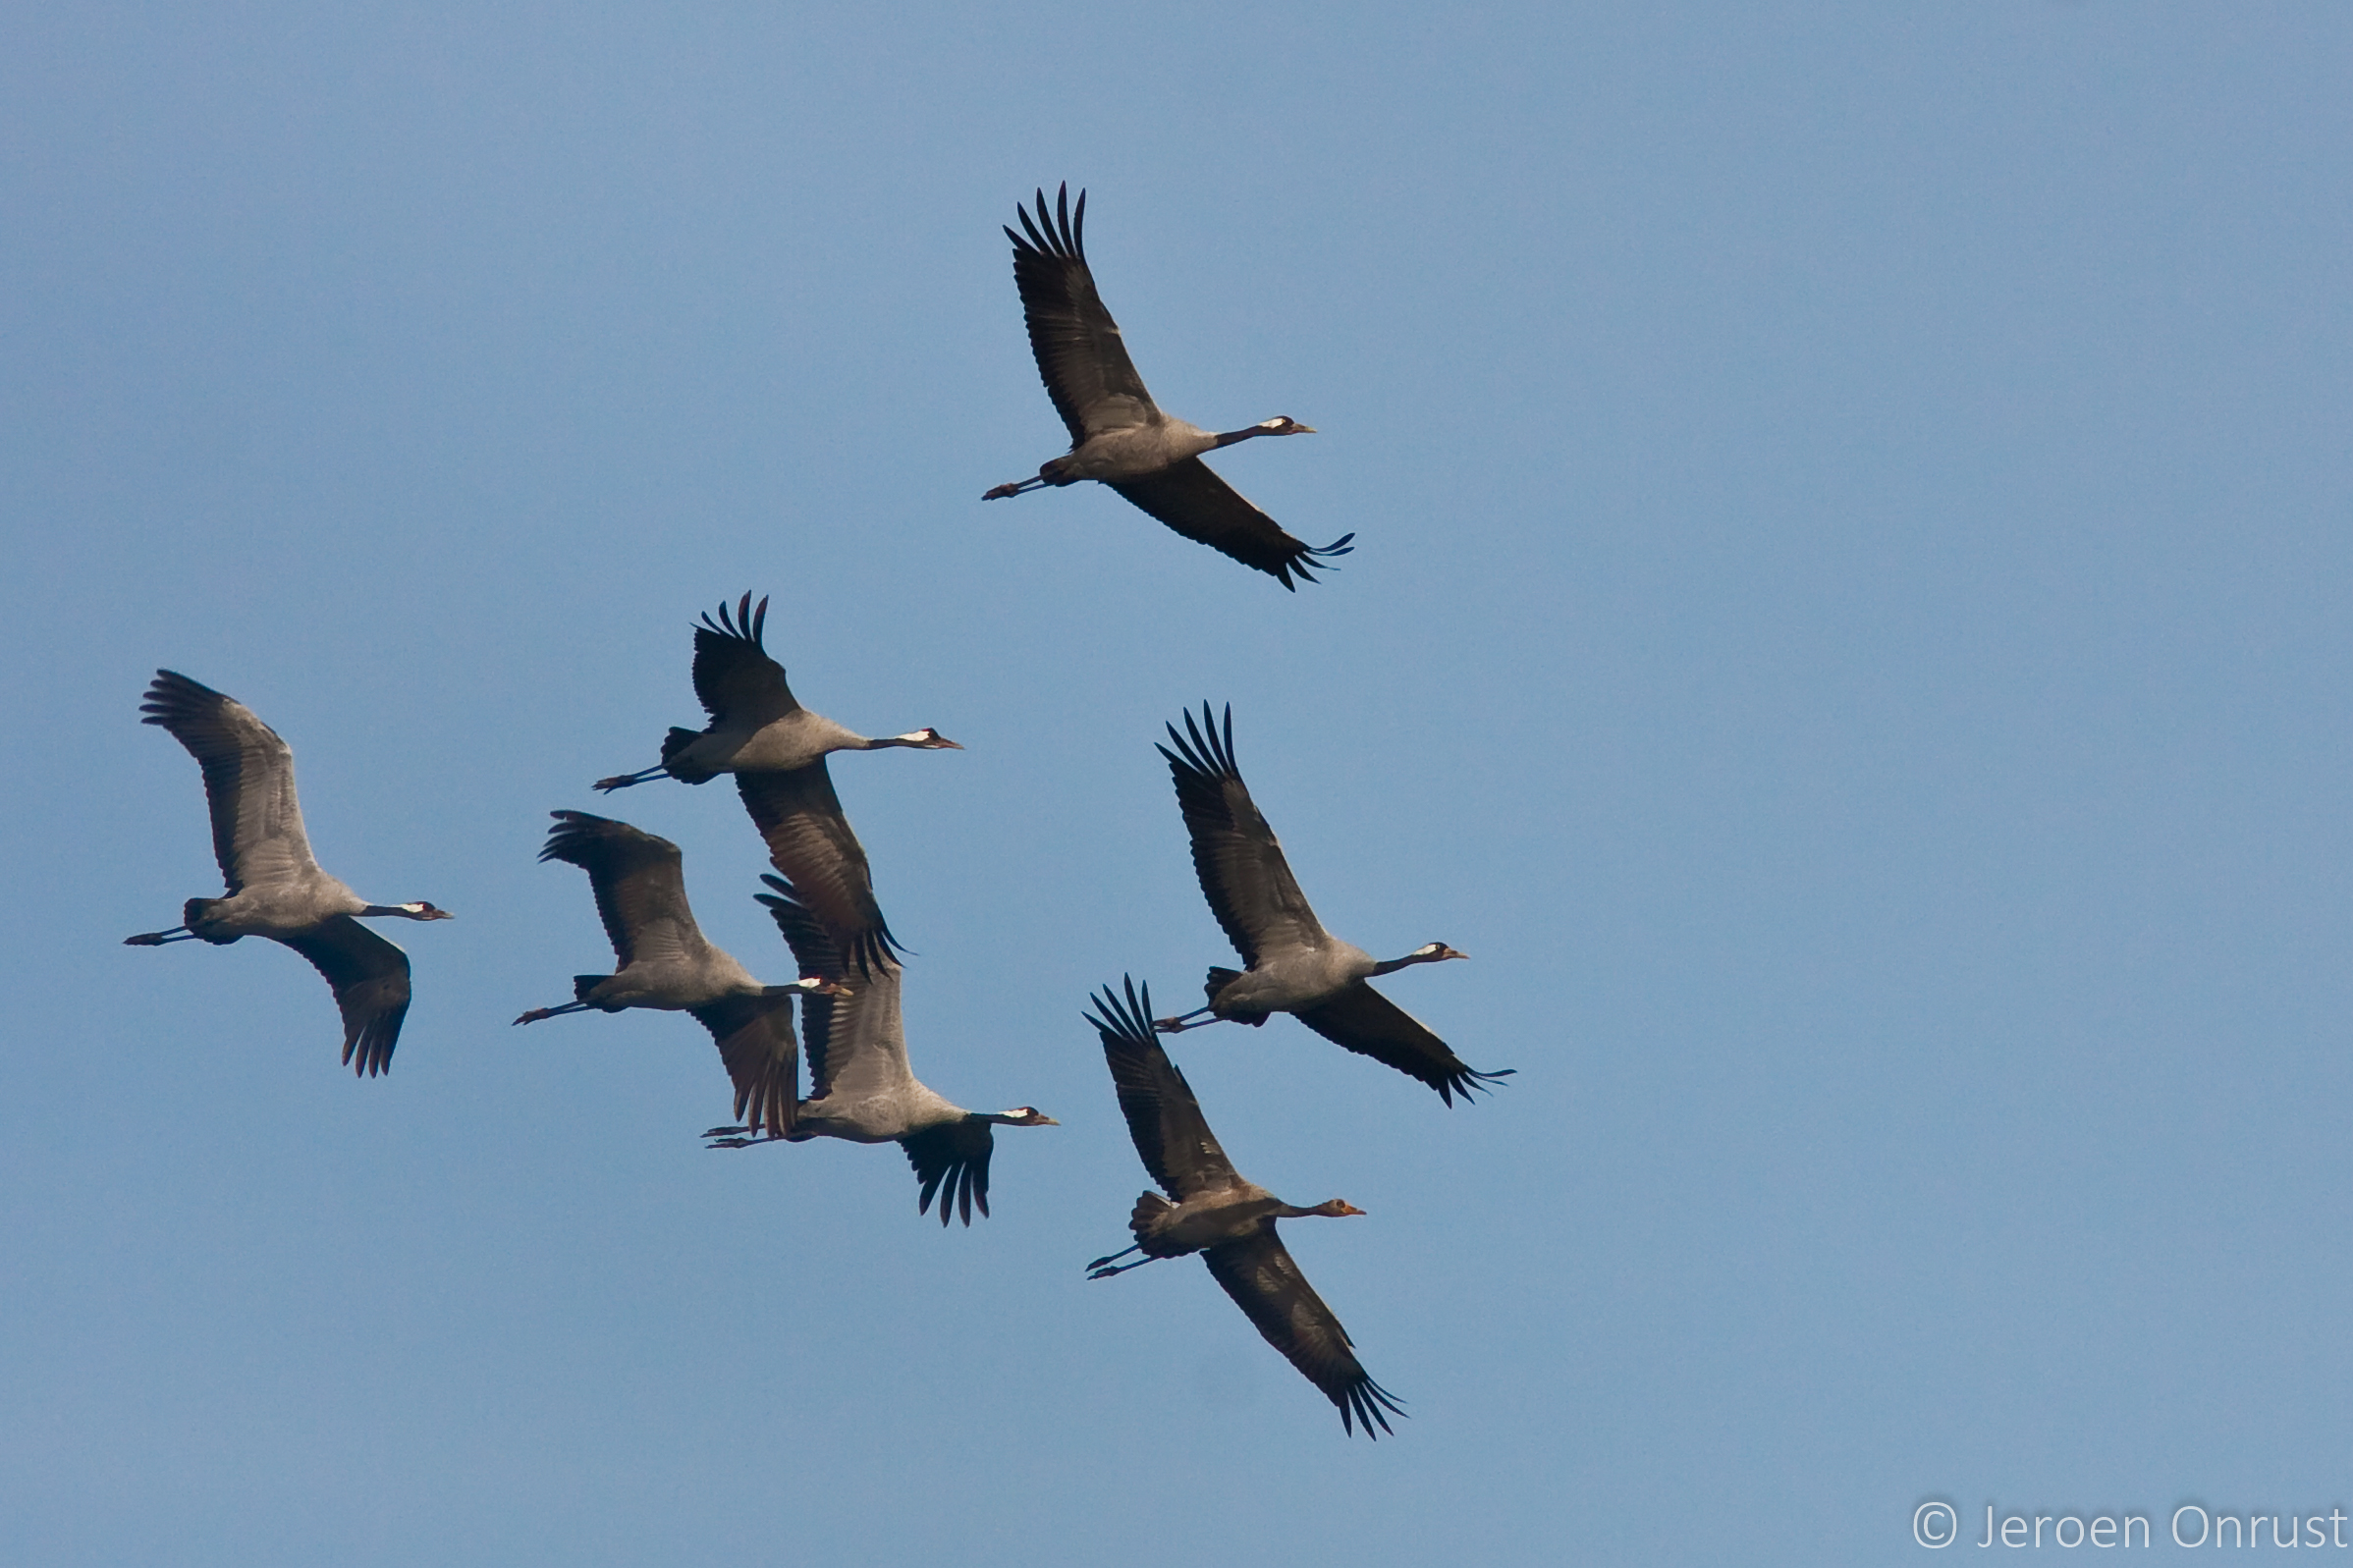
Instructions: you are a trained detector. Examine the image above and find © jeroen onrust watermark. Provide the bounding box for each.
[1913,1499,2353,1549]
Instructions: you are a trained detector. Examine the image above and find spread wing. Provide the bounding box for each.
[1006,184,1158,444]
[1107,460,1354,590]
[1203,1228,1405,1438]
[691,593,800,728]
[900,1118,995,1227]
[538,811,705,969]
[734,763,900,977]
[140,670,321,895]
[275,916,412,1077]
[690,993,797,1140]
[1158,703,1325,966]
[1291,981,1512,1107]
[756,876,913,1106]
[1084,976,1241,1201]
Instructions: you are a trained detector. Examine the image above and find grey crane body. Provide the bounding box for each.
[1119,1184,1362,1264]
[1083,978,1399,1438]
[1024,413,1231,489]
[704,877,1057,1226]
[124,670,452,1077]
[1153,703,1505,1106]
[563,944,763,1016]
[986,185,1351,590]
[514,811,833,1139]
[1194,936,1391,1023]
[594,594,959,789]
[662,707,894,784]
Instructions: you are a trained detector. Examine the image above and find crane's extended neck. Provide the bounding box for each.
[1210,416,1316,449]
[1368,943,1467,977]
[861,729,963,750]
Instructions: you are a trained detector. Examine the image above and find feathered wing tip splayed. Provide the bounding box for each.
[699,591,768,650]
[1283,532,1357,590]
[1340,1377,1409,1439]
[1440,1065,1516,1106]
[1157,700,1240,786]
[1006,181,1086,265]
[1081,973,1158,1046]
[903,1121,993,1227]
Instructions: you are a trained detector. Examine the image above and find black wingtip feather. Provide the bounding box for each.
[139,669,233,728]
[697,592,770,651]
[1082,975,1156,1046]
[343,1011,400,1078]
[1340,1377,1407,1438]
[753,871,906,982]
[1009,183,1086,263]
[536,808,656,867]
[1434,1064,1516,1108]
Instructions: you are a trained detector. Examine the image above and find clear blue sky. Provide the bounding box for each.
[4,3,2348,1563]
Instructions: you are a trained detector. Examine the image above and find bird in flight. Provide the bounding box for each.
[124,670,453,1077]
[1084,976,1404,1437]
[986,184,1353,590]
[1154,703,1506,1105]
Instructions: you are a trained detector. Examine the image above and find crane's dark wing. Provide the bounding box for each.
[140,670,322,895]
[1203,1228,1405,1438]
[538,811,703,968]
[756,876,914,1104]
[276,915,412,1077]
[1085,976,1241,1201]
[735,763,900,977]
[1158,704,1325,966]
[691,593,800,727]
[690,993,797,1140]
[1007,184,1159,444]
[901,1118,994,1227]
[1291,980,1512,1107]
[1108,460,1354,591]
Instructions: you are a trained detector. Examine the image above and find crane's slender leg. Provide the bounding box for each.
[1086,1255,1162,1279]
[591,766,668,792]
[1085,1242,1142,1271]
[124,926,197,946]
[512,1001,595,1025]
[983,476,1050,500]
[704,1127,790,1148]
[1151,1006,1217,1033]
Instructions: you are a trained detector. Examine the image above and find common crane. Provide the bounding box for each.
[123,670,453,1077]
[704,877,1057,1226]
[1154,704,1507,1105]
[512,811,841,1139]
[592,594,959,976]
[1085,977,1403,1438]
[984,185,1353,590]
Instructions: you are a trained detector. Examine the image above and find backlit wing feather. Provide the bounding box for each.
[1084,976,1241,1201]
[140,671,321,895]
[1107,460,1354,590]
[277,915,412,1078]
[1203,1228,1405,1438]
[1158,704,1325,967]
[1006,183,1159,444]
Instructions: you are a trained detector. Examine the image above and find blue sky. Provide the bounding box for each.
[4,3,2349,1562]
